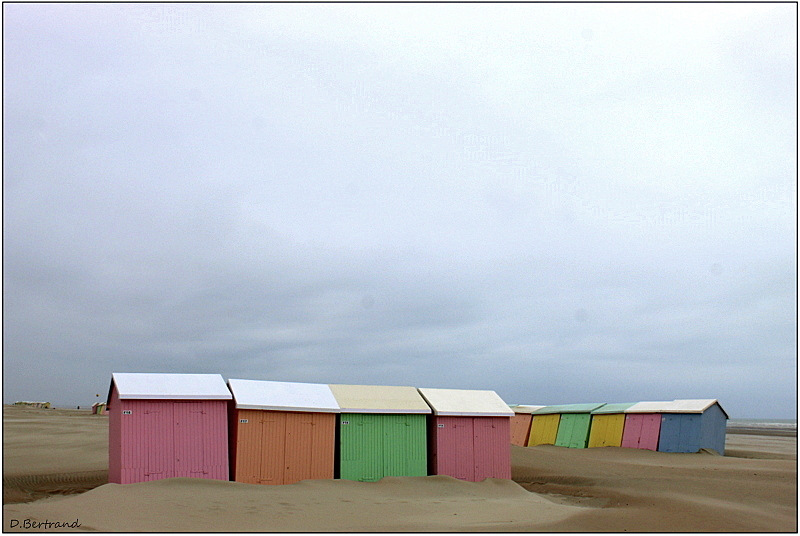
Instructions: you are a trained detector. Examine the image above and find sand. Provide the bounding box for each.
[3,405,796,532]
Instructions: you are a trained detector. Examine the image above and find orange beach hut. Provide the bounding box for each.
[227,379,340,485]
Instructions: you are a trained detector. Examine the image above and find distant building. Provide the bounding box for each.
[13,401,51,409]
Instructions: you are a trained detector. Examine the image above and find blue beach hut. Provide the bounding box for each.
[657,399,728,455]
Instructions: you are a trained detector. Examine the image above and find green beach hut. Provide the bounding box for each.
[549,403,606,448]
[328,384,431,482]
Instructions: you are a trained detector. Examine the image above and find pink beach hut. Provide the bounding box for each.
[418,387,514,482]
[107,373,232,484]
[621,401,667,451]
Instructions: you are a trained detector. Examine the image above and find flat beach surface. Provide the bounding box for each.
[3,405,796,532]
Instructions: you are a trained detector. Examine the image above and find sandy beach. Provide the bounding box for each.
[3,405,796,532]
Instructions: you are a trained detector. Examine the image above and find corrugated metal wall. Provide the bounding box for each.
[621,413,661,451]
[112,398,228,484]
[510,414,532,447]
[588,414,626,447]
[108,387,122,483]
[431,416,474,480]
[555,413,592,448]
[230,408,263,483]
[528,414,560,446]
[658,414,701,453]
[473,417,511,481]
[430,416,510,482]
[284,412,336,484]
[699,404,727,455]
[338,413,427,482]
[230,409,336,485]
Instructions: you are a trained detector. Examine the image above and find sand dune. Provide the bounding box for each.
[3,405,796,532]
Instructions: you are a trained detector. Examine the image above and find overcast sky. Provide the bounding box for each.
[3,3,796,418]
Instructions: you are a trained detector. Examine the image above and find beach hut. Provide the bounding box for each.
[418,388,515,481]
[528,406,562,446]
[107,373,231,485]
[92,402,108,415]
[587,403,635,448]
[509,405,544,447]
[656,399,728,455]
[552,403,606,448]
[621,401,667,451]
[328,384,430,482]
[227,379,340,485]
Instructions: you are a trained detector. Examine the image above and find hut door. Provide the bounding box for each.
[233,409,262,484]
[473,417,511,481]
[339,413,382,482]
[284,412,315,485]
[555,414,578,447]
[259,412,286,484]
[173,402,208,477]
[638,414,661,451]
[143,402,174,480]
[435,416,474,481]
[383,414,427,478]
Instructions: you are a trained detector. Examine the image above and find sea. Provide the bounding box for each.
[726,418,797,436]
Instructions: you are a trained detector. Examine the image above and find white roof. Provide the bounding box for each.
[111,373,232,400]
[511,405,546,414]
[624,401,675,413]
[667,399,727,416]
[418,388,514,417]
[227,379,340,413]
[328,384,431,414]
[625,399,727,417]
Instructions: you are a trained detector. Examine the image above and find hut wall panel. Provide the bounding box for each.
[307,412,337,481]
[699,404,727,455]
[112,398,229,485]
[571,414,593,448]
[108,387,122,483]
[383,414,427,478]
[432,416,475,480]
[339,413,382,482]
[143,401,174,481]
[510,414,532,447]
[622,413,661,450]
[283,411,336,484]
[529,414,560,446]
[203,401,229,480]
[555,413,591,448]
[588,414,626,448]
[339,413,426,482]
[473,417,511,481]
[284,412,312,484]
[639,413,662,451]
[680,415,702,453]
[259,411,287,484]
[659,414,701,453]
[620,414,642,449]
[231,409,263,484]
[554,413,575,447]
[174,402,205,477]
